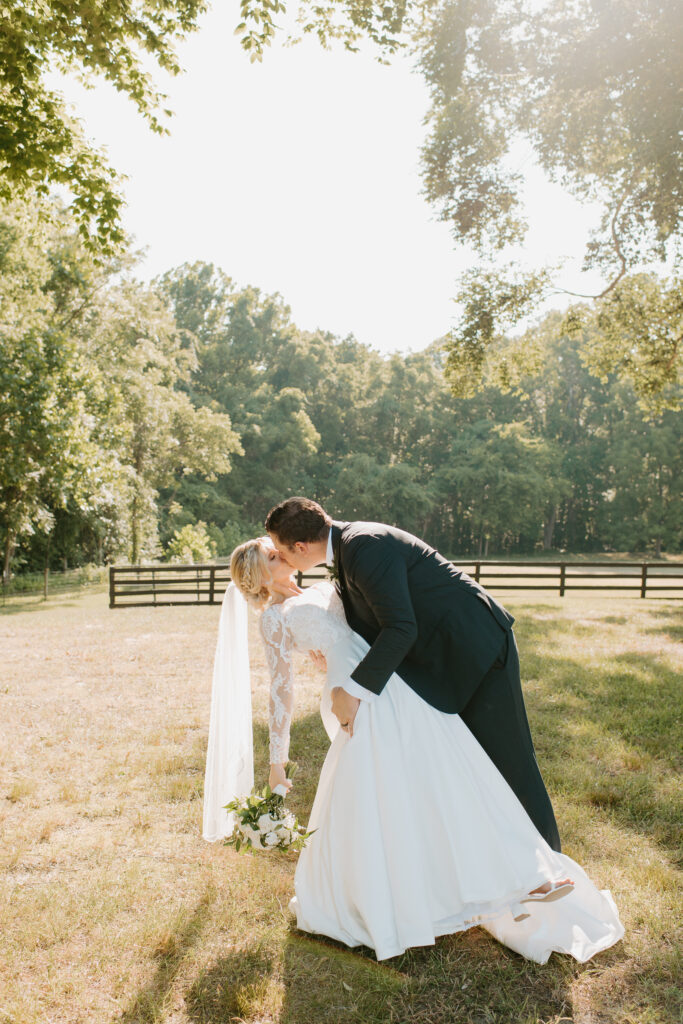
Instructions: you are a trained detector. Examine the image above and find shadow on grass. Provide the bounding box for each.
[249,713,331,825]
[642,604,683,641]
[0,582,109,614]
[518,618,682,862]
[0,595,84,615]
[184,927,624,1024]
[185,712,328,820]
[115,890,214,1024]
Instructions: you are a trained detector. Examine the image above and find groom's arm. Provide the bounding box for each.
[339,677,377,702]
[345,537,418,696]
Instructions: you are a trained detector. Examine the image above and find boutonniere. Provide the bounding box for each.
[327,559,340,584]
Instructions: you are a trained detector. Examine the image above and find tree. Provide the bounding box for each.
[415,0,682,270]
[426,0,683,395]
[2,205,243,576]
[89,280,242,562]
[130,259,683,561]
[239,0,682,398]
[567,273,682,414]
[604,403,682,556]
[0,199,112,582]
[0,0,208,249]
[333,453,436,536]
[166,520,216,563]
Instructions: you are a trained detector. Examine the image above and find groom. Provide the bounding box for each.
[265,497,561,852]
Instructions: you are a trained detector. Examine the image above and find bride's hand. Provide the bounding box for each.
[269,763,292,794]
[308,649,327,672]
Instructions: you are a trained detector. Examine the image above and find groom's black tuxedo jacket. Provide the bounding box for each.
[330,520,514,713]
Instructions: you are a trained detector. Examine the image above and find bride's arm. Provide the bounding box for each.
[259,607,294,793]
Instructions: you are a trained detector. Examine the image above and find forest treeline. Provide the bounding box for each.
[1,199,681,582]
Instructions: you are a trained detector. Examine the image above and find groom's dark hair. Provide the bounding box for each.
[265,497,331,546]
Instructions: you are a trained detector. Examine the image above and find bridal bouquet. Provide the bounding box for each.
[224,767,314,853]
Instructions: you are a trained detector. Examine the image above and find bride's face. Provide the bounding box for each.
[260,538,296,588]
[267,532,319,572]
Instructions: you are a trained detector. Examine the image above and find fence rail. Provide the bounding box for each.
[109,560,683,607]
[109,564,231,607]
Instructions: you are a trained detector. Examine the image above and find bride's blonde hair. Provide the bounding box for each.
[230,538,272,609]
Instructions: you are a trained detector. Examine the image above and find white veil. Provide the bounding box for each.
[202,582,254,842]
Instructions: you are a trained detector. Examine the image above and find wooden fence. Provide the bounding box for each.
[109,564,231,607]
[109,560,683,607]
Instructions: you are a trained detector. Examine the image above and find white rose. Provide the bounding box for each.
[283,813,296,830]
[242,825,263,848]
[264,831,280,847]
[258,813,277,832]
[278,828,292,845]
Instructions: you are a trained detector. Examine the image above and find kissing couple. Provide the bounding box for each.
[204,497,623,963]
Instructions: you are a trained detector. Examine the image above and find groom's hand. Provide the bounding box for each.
[331,687,360,737]
[308,650,327,672]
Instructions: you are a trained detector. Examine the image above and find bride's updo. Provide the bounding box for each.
[230,538,271,609]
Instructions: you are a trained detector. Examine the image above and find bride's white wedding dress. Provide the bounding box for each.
[259,582,624,963]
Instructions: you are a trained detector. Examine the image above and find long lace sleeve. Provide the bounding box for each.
[259,606,294,765]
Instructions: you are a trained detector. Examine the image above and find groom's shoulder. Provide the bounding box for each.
[340,519,397,540]
[340,520,428,550]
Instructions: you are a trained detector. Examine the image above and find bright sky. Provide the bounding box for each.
[53,4,606,356]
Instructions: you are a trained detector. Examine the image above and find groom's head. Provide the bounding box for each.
[265,497,331,572]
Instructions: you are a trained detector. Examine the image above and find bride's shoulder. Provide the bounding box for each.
[307,579,335,598]
[305,580,345,616]
[297,580,338,608]
[259,602,285,640]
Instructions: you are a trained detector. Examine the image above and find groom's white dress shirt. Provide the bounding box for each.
[325,530,375,704]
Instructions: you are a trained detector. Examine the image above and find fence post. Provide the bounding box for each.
[152,567,157,606]
[109,567,116,608]
[209,565,216,604]
[559,563,566,597]
[640,563,648,599]
[474,562,481,583]
[43,567,49,600]
[297,570,303,588]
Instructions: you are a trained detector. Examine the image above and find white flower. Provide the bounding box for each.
[258,812,277,832]
[278,828,292,845]
[283,813,296,830]
[264,831,280,847]
[241,824,263,848]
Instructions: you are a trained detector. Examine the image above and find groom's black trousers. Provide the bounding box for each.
[459,632,562,853]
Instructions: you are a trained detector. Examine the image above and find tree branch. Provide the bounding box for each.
[57,279,109,331]
[551,186,632,300]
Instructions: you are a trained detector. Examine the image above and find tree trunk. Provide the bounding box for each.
[131,489,139,565]
[3,530,16,587]
[543,505,557,550]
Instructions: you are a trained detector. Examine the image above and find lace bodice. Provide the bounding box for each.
[259,582,349,764]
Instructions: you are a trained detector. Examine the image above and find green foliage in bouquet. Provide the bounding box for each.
[224,764,315,853]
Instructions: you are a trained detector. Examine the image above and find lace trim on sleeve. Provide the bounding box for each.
[259,605,294,765]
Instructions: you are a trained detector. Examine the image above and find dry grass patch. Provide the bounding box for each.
[0,589,681,1023]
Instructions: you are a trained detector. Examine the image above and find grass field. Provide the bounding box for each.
[1,589,681,1024]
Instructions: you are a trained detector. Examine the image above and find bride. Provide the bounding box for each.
[203,536,624,964]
